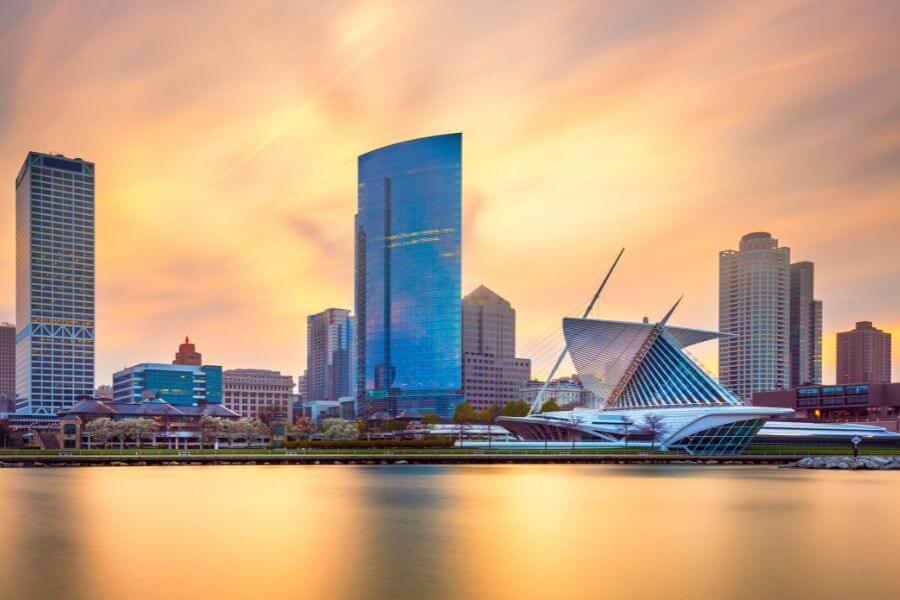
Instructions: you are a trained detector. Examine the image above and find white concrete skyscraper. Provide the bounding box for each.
[15,152,95,415]
[719,232,790,403]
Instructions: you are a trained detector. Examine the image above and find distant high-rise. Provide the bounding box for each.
[306,308,355,402]
[461,286,531,410]
[837,321,891,384]
[1,322,14,411]
[173,335,202,365]
[16,152,95,415]
[719,232,790,402]
[355,133,463,417]
[789,262,822,386]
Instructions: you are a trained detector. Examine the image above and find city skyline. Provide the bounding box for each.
[1,1,899,386]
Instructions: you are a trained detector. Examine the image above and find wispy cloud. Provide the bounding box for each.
[0,0,897,382]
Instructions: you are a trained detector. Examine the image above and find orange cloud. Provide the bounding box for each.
[0,0,897,384]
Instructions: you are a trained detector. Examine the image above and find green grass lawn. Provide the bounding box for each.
[3,445,896,458]
[0,446,673,457]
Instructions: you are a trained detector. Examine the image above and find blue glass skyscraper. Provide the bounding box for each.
[355,133,463,417]
[15,152,95,415]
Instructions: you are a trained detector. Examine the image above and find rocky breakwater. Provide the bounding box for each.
[783,456,900,470]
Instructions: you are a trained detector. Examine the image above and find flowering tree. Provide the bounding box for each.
[289,417,316,442]
[198,415,220,448]
[321,418,359,441]
[134,418,158,447]
[85,417,115,449]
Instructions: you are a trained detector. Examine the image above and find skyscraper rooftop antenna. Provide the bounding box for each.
[527,247,625,415]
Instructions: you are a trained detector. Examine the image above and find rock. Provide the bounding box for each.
[32,462,47,467]
[394,460,409,465]
[110,461,128,466]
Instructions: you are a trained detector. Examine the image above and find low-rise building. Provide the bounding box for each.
[753,382,900,428]
[58,396,242,449]
[222,369,294,421]
[519,377,597,409]
[113,363,223,406]
[302,400,341,425]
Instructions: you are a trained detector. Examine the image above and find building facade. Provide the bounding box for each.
[355,133,463,418]
[789,261,822,386]
[112,363,223,406]
[58,397,242,450]
[754,382,900,425]
[837,321,892,384]
[500,308,794,455]
[223,369,294,421]
[719,232,790,402]
[173,336,202,365]
[306,308,355,402]
[15,152,95,415]
[519,378,594,409]
[462,286,531,410]
[0,323,14,411]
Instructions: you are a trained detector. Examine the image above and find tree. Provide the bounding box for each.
[136,418,158,447]
[640,414,668,453]
[383,419,407,439]
[86,417,115,449]
[570,413,586,452]
[234,418,267,446]
[0,420,12,448]
[199,415,219,449]
[539,398,561,413]
[421,412,440,425]
[500,399,530,417]
[289,417,317,442]
[121,419,146,448]
[257,403,286,427]
[477,405,502,450]
[621,415,634,451]
[453,401,477,443]
[321,418,359,441]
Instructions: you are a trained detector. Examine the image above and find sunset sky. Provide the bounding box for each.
[1,0,898,386]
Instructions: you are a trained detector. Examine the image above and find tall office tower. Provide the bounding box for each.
[223,369,295,421]
[0,322,14,411]
[15,152,95,415]
[719,232,790,403]
[306,308,355,402]
[355,133,463,418]
[173,335,203,365]
[789,262,822,386]
[837,321,892,384]
[461,286,531,411]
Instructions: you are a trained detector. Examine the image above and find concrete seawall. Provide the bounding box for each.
[0,454,802,467]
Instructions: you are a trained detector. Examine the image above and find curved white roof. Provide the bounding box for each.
[563,317,738,408]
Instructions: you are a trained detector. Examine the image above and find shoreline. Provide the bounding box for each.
[0,453,802,467]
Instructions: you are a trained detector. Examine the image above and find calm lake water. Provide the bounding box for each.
[0,465,898,600]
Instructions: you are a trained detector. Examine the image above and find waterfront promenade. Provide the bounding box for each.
[0,449,876,467]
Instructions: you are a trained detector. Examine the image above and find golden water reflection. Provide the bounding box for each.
[0,465,898,599]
